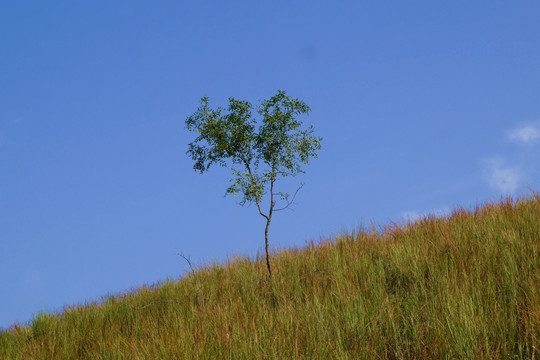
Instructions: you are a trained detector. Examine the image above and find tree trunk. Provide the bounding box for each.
[264,216,272,280]
[264,178,276,280]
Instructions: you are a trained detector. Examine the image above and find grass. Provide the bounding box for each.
[1,194,539,359]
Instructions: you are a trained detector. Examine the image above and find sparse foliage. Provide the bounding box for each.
[185,90,322,278]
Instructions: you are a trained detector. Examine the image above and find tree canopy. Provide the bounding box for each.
[186,90,322,278]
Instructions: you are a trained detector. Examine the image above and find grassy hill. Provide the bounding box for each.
[1,194,539,359]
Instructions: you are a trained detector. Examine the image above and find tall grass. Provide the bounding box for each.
[1,194,539,359]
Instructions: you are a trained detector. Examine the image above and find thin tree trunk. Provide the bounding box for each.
[264,178,276,280]
[264,216,272,280]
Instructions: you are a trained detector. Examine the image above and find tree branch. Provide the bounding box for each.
[256,199,269,220]
[124,253,195,311]
[269,178,275,217]
[176,253,195,276]
[273,182,304,212]
[240,154,269,220]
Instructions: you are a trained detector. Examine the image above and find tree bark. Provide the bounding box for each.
[264,216,272,280]
[264,178,276,280]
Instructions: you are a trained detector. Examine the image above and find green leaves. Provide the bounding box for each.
[186,90,323,279]
[226,168,266,206]
[186,97,256,173]
[185,90,322,207]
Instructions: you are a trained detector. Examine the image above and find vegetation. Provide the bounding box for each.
[1,194,539,359]
[186,90,322,279]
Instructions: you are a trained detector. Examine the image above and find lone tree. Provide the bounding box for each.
[185,90,322,279]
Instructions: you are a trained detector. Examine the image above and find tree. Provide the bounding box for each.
[185,90,322,279]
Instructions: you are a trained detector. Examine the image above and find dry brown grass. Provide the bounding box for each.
[1,194,538,359]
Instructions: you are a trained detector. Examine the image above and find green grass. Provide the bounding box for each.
[1,194,539,359]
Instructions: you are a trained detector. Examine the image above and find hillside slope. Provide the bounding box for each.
[1,195,539,359]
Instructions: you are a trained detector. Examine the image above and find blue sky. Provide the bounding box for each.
[1,1,539,329]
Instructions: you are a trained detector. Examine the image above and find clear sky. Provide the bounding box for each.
[1,1,539,329]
